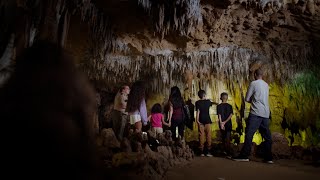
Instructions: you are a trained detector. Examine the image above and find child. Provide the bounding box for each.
[196,90,216,157]
[217,92,233,156]
[148,103,170,135]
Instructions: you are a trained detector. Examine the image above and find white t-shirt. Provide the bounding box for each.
[113,92,127,112]
[245,79,270,118]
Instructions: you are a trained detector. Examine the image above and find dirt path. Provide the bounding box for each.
[167,157,320,180]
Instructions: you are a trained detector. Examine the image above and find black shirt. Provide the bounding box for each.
[217,103,233,131]
[195,99,213,124]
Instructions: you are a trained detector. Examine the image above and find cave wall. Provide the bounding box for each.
[1,0,320,146]
[64,0,320,146]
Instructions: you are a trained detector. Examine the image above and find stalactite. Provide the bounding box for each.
[0,34,14,71]
[137,0,202,37]
[0,34,14,87]
[78,0,114,56]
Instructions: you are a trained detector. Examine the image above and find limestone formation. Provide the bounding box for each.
[99,128,193,179]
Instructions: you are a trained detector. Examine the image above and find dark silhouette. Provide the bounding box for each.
[0,41,103,179]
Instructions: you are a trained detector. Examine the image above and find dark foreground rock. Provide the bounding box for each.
[98,128,194,179]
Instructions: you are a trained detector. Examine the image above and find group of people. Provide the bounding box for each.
[110,82,188,142]
[110,68,273,164]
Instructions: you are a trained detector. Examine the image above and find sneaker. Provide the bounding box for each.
[232,156,249,162]
[264,160,274,164]
[200,154,205,157]
[206,153,213,157]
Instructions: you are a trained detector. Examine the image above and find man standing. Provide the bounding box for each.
[111,85,130,140]
[233,69,273,163]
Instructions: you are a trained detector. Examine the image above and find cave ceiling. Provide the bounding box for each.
[0,0,320,91]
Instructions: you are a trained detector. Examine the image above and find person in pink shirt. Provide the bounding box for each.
[148,103,170,135]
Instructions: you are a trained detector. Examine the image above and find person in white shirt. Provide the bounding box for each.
[233,68,273,164]
[110,85,130,140]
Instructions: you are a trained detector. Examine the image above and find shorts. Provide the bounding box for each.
[151,127,163,134]
[129,114,141,125]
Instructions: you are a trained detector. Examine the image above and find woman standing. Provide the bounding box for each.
[126,81,148,132]
[168,86,185,140]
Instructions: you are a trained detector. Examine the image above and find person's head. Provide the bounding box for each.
[198,90,206,99]
[126,81,146,112]
[169,86,184,108]
[151,103,162,114]
[254,68,263,80]
[220,92,228,102]
[120,85,130,95]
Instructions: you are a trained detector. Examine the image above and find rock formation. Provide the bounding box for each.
[0,0,319,162]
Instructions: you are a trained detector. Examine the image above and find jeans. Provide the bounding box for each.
[110,110,128,141]
[240,113,272,160]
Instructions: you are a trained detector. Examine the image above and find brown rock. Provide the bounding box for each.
[271,132,291,159]
[144,145,170,176]
[157,146,173,159]
[121,137,132,152]
[112,152,146,167]
[101,128,120,148]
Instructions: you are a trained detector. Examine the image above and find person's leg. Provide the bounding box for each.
[171,120,178,140]
[259,117,273,162]
[178,119,185,139]
[118,113,128,141]
[156,127,163,134]
[204,124,212,156]
[135,121,142,132]
[111,110,121,140]
[235,114,261,160]
[220,130,227,153]
[198,124,205,155]
[225,131,231,155]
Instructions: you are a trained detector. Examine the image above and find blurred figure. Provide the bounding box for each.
[233,68,273,164]
[126,81,148,132]
[0,41,103,179]
[110,85,130,140]
[148,103,170,135]
[196,90,214,157]
[168,86,185,141]
[217,92,233,157]
[185,98,195,130]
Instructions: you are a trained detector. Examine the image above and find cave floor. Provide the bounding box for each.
[166,157,320,180]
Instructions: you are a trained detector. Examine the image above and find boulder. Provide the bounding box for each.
[112,152,146,167]
[101,128,120,148]
[271,132,291,159]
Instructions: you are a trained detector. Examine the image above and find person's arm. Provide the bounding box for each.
[148,115,152,122]
[222,105,233,124]
[218,114,222,123]
[195,102,200,124]
[120,94,127,109]
[211,101,219,105]
[161,115,169,126]
[167,102,173,124]
[139,99,148,125]
[196,110,201,125]
[223,113,233,123]
[245,82,254,103]
[217,105,221,123]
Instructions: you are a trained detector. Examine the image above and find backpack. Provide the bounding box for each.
[182,104,193,130]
